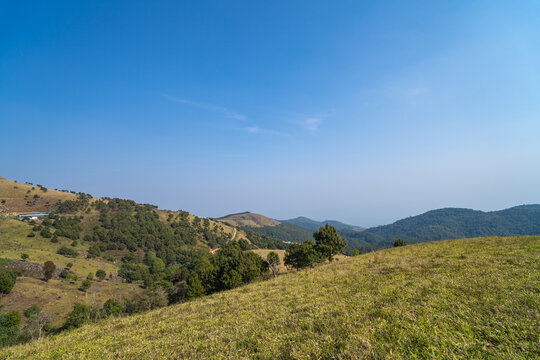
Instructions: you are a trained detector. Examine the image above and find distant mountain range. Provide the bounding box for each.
[281,217,365,232]
[219,205,540,251]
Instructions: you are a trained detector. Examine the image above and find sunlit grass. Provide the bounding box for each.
[2,235,538,359]
[0,219,116,276]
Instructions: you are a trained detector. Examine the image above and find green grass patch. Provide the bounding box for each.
[0,219,116,276]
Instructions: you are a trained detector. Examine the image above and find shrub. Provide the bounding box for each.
[102,299,122,317]
[27,233,35,238]
[284,240,321,270]
[0,270,16,294]
[24,305,41,319]
[40,228,52,238]
[393,239,406,247]
[56,246,78,258]
[80,279,91,292]
[63,304,92,330]
[59,269,69,279]
[50,235,59,243]
[20,253,29,261]
[43,261,56,281]
[96,270,106,281]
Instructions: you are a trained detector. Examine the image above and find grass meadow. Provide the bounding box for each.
[1,235,538,359]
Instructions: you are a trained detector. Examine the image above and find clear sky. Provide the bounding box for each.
[1,1,539,227]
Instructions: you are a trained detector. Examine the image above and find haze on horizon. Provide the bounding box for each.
[1,1,539,227]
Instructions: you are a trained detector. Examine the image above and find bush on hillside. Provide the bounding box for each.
[96,270,106,281]
[0,271,16,294]
[56,246,78,258]
[43,261,56,281]
[393,239,406,247]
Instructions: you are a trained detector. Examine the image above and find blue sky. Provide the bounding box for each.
[1,1,539,226]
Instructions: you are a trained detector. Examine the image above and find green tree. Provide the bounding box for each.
[186,275,205,299]
[43,261,56,281]
[194,256,215,294]
[237,238,250,250]
[150,257,165,274]
[95,269,106,281]
[81,279,91,292]
[0,311,24,347]
[220,269,242,290]
[20,253,29,261]
[102,299,123,317]
[393,239,406,247]
[39,227,52,238]
[313,224,347,262]
[284,240,319,270]
[0,270,16,294]
[63,304,92,330]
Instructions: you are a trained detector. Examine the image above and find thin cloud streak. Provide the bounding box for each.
[244,126,288,137]
[303,117,321,134]
[164,94,246,120]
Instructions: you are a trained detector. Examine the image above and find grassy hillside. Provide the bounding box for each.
[0,219,116,276]
[0,177,76,214]
[3,235,538,359]
[217,212,280,227]
[0,277,140,327]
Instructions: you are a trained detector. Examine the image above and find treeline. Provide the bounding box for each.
[243,223,314,244]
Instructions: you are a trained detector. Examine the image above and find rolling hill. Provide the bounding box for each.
[362,205,540,243]
[0,177,77,214]
[217,212,280,227]
[0,176,282,331]
[218,212,314,243]
[2,235,538,359]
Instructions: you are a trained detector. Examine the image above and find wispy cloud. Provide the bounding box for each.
[164,94,246,120]
[303,117,321,134]
[244,126,286,136]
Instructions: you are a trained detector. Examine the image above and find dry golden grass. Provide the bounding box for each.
[0,177,76,214]
[0,277,140,327]
[2,235,538,359]
[218,212,280,228]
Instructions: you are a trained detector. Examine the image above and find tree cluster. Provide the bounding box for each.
[284,225,347,270]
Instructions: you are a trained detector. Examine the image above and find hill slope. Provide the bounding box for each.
[218,212,314,243]
[0,177,77,214]
[217,212,280,227]
[3,235,538,359]
[364,205,540,243]
[283,216,364,232]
